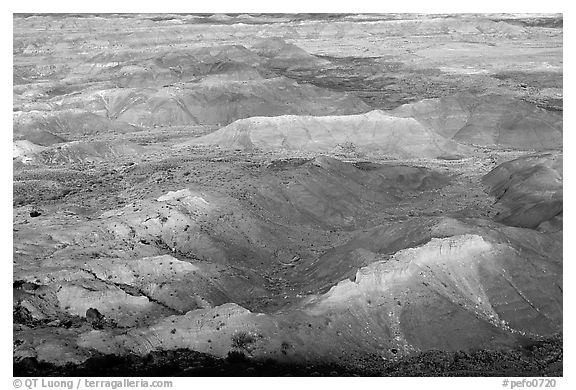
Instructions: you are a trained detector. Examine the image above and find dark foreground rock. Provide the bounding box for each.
[14,335,562,377]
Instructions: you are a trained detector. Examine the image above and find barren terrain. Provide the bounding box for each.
[13,13,563,376]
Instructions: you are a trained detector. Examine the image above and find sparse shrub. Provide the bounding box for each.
[231,331,261,351]
[337,141,357,154]
[281,341,291,355]
[226,350,248,363]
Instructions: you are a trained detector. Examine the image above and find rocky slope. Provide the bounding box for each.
[14,216,562,369]
[13,13,563,376]
[483,153,562,229]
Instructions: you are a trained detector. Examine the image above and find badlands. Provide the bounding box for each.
[13,13,562,376]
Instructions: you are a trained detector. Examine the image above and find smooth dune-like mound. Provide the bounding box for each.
[483,153,562,228]
[252,37,329,69]
[253,156,451,228]
[392,93,562,149]
[39,77,369,129]
[193,110,471,158]
[95,77,370,127]
[89,45,268,88]
[304,232,560,351]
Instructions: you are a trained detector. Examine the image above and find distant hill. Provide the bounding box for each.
[192,110,471,158]
[392,93,562,150]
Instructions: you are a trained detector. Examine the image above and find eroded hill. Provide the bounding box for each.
[13,13,563,376]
